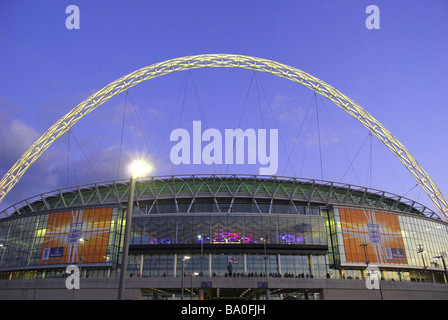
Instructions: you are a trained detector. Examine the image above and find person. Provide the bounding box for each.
[227,262,233,277]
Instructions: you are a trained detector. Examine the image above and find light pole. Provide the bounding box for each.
[417,245,429,282]
[181,255,191,300]
[198,234,203,275]
[79,238,89,278]
[261,235,269,277]
[118,160,152,300]
[360,242,369,266]
[433,254,448,284]
[191,272,198,300]
[360,242,369,280]
[260,235,270,300]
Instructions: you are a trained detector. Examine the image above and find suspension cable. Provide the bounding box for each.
[281,91,314,176]
[125,90,155,165]
[225,71,256,174]
[340,132,371,182]
[257,73,298,177]
[156,71,189,164]
[315,91,324,180]
[169,71,190,175]
[70,129,100,182]
[189,70,221,174]
[367,132,373,188]
[320,96,362,185]
[117,90,128,179]
[67,129,70,186]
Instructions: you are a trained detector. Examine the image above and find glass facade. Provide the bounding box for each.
[126,253,330,279]
[327,206,448,282]
[130,213,327,246]
[0,207,124,279]
[0,194,447,286]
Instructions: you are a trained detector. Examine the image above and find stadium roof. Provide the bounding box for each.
[0,174,440,221]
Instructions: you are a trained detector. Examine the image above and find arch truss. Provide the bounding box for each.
[0,54,447,221]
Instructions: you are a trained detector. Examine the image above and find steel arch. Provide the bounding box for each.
[1,54,447,221]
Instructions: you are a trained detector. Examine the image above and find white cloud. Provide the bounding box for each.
[271,94,308,125]
[0,115,39,171]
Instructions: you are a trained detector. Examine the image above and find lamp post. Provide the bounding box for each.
[79,238,89,278]
[181,255,191,300]
[360,242,369,266]
[433,254,448,284]
[360,242,369,280]
[417,245,429,282]
[260,235,270,300]
[198,234,203,275]
[191,272,198,300]
[118,160,152,300]
[261,235,269,277]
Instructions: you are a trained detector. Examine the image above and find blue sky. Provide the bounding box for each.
[0,0,447,215]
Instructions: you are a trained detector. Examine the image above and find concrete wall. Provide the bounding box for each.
[1,277,447,300]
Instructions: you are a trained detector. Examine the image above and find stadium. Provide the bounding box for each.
[0,174,448,300]
[0,54,447,300]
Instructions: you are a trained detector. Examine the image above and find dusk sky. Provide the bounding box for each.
[0,1,447,216]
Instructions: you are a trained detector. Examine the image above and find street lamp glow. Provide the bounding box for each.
[118,159,152,300]
[129,160,152,178]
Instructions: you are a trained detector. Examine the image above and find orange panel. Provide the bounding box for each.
[40,208,113,265]
[339,208,407,265]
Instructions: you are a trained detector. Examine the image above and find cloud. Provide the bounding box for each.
[271,94,308,125]
[0,92,184,213]
[0,118,40,170]
[303,130,341,147]
[0,97,67,210]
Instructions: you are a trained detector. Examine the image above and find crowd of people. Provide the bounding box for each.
[178,271,318,278]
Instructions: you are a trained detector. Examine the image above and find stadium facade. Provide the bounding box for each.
[0,174,448,300]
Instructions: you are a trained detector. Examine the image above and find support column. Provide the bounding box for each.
[139,254,144,276]
[309,255,314,277]
[174,254,178,277]
[265,288,270,300]
[209,254,212,277]
[277,254,282,276]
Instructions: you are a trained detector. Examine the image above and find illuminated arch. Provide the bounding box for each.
[1,54,447,221]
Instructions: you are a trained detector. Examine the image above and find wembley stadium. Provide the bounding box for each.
[0,54,447,301]
[0,174,447,300]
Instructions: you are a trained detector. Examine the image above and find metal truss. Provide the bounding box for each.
[0,54,446,221]
[1,174,437,220]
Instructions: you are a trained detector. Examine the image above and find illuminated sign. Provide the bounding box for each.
[213,231,250,244]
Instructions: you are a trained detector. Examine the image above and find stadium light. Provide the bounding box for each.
[129,160,152,178]
[118,159,152,300]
